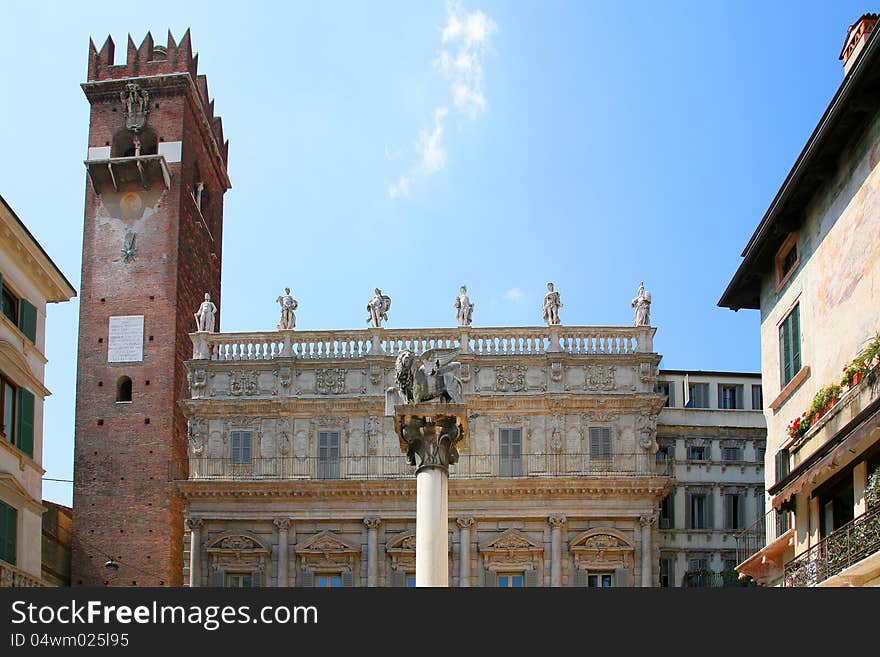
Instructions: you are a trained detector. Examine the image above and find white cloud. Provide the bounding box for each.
[388,175,411,199]
[388,2,496,199]
[505,287,524,302]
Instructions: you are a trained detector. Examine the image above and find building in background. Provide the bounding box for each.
[721,13,880,587]
[71,31,230,586]
[654,370,765,587]
[41,501,72,587]
[0,194,76,587]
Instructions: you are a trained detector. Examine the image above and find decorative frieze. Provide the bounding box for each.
[583,365,616,391]
[229,370,259,396]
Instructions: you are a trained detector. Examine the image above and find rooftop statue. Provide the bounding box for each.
[276,287,298,330]
[632,282,651,327]
[542,282,562,326]
[366,288,391,328]
[454,285,474,327]
[194,292,217,333]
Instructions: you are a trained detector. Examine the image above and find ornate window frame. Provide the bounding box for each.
[478,528,543,577]
[569,528,634,574]
[206,531,270,583]
[296,530,360,580]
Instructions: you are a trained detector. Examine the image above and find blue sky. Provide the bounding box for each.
[1,1,872,505]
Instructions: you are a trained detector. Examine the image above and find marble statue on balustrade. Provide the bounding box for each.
[276,287,298,330]
[385,348,464,415]
[542,282,562,326]
[632,282,651,327]
[454,285,474,327]
[194,292,217,332]
[366,288,392,328]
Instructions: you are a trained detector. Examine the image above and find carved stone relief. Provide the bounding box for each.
[229,370,259,396]
[316,368,346,395]
[583,365,616,391]
[495,365,526,392]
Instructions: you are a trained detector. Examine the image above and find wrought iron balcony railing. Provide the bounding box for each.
[783,503,880,586]
[735,507,791,565]
[681,569,752,588]
[174,452,671,482]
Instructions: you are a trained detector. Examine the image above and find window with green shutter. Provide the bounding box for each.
[16,387,34,459]
[18,299,37,344]
[0,272,19,326]
[779,305,801,388]
[0,500,17,566]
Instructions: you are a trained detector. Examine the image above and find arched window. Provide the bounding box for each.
[116,376,132,402]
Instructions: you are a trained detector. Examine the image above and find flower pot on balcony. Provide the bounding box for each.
[851,372,863,387]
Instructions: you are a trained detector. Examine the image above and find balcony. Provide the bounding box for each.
[173,452,671,482]
[84,154,171,194]
[783,503,880,587]
[0,560,50,587]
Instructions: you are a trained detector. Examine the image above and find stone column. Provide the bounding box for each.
[364,517,381,587]
[274,518,291,587]
[548,514,566,587]
[639,513,657,587]
[186,517,203,587]
[456,516,475,587]
[417,468,449,586]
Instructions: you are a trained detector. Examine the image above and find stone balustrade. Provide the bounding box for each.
[0,561,49,588]
[191,326,655,362]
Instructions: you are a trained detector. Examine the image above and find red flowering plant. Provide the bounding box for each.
[841,359,868,388]
[786,413,810,441]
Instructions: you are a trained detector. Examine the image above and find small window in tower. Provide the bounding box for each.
[116,376,132,403]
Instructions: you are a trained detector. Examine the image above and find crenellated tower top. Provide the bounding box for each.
[86,30,228,170]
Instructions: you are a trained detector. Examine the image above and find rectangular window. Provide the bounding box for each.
[1,375,15,442]
[779,305,801,388]
[775,508,790,537]
[655,443,671,462]
[659,492,675,529]
[226,573,253,587]
[659,557,673,588]
[318,430,341,480]
[723,493,743,530]
[230,431,253,464]
[1,270,19,326]
[722,446,742,461]
[689,493,707,529]
[315,574,342,587]
[499,428,522,477]
[687,383,710,408]
[655,381,674,407]
[756,446,766,463]
[0,499,16,566]
[497,572,524,588]
[687,445,706,461]
[406,574,416,588]
[688,558,709,573]
[775,233,800,288]
[588,573,613,588]
[775,448,790,484]
[718,384,743,409]
[751,385,763,411]
[589,427,612,460]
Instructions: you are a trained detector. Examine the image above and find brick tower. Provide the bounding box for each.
[71,30,230,585]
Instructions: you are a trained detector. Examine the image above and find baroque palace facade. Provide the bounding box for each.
[174,326,766,587]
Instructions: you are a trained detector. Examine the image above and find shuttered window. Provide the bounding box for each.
[723,493,744,530]
[15,387,34,459]
[0,272,18,326]
[779,305,801,388]
[230,431,252,464]
[659,492,675,529]
[589,427,612,460]
[318,431,340,479]
[499,428,522,477]
[687,383,710,408]
[751,385,763,410]
[687,492,710,529]
[1,375,15,442]
[1,500,17,566]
